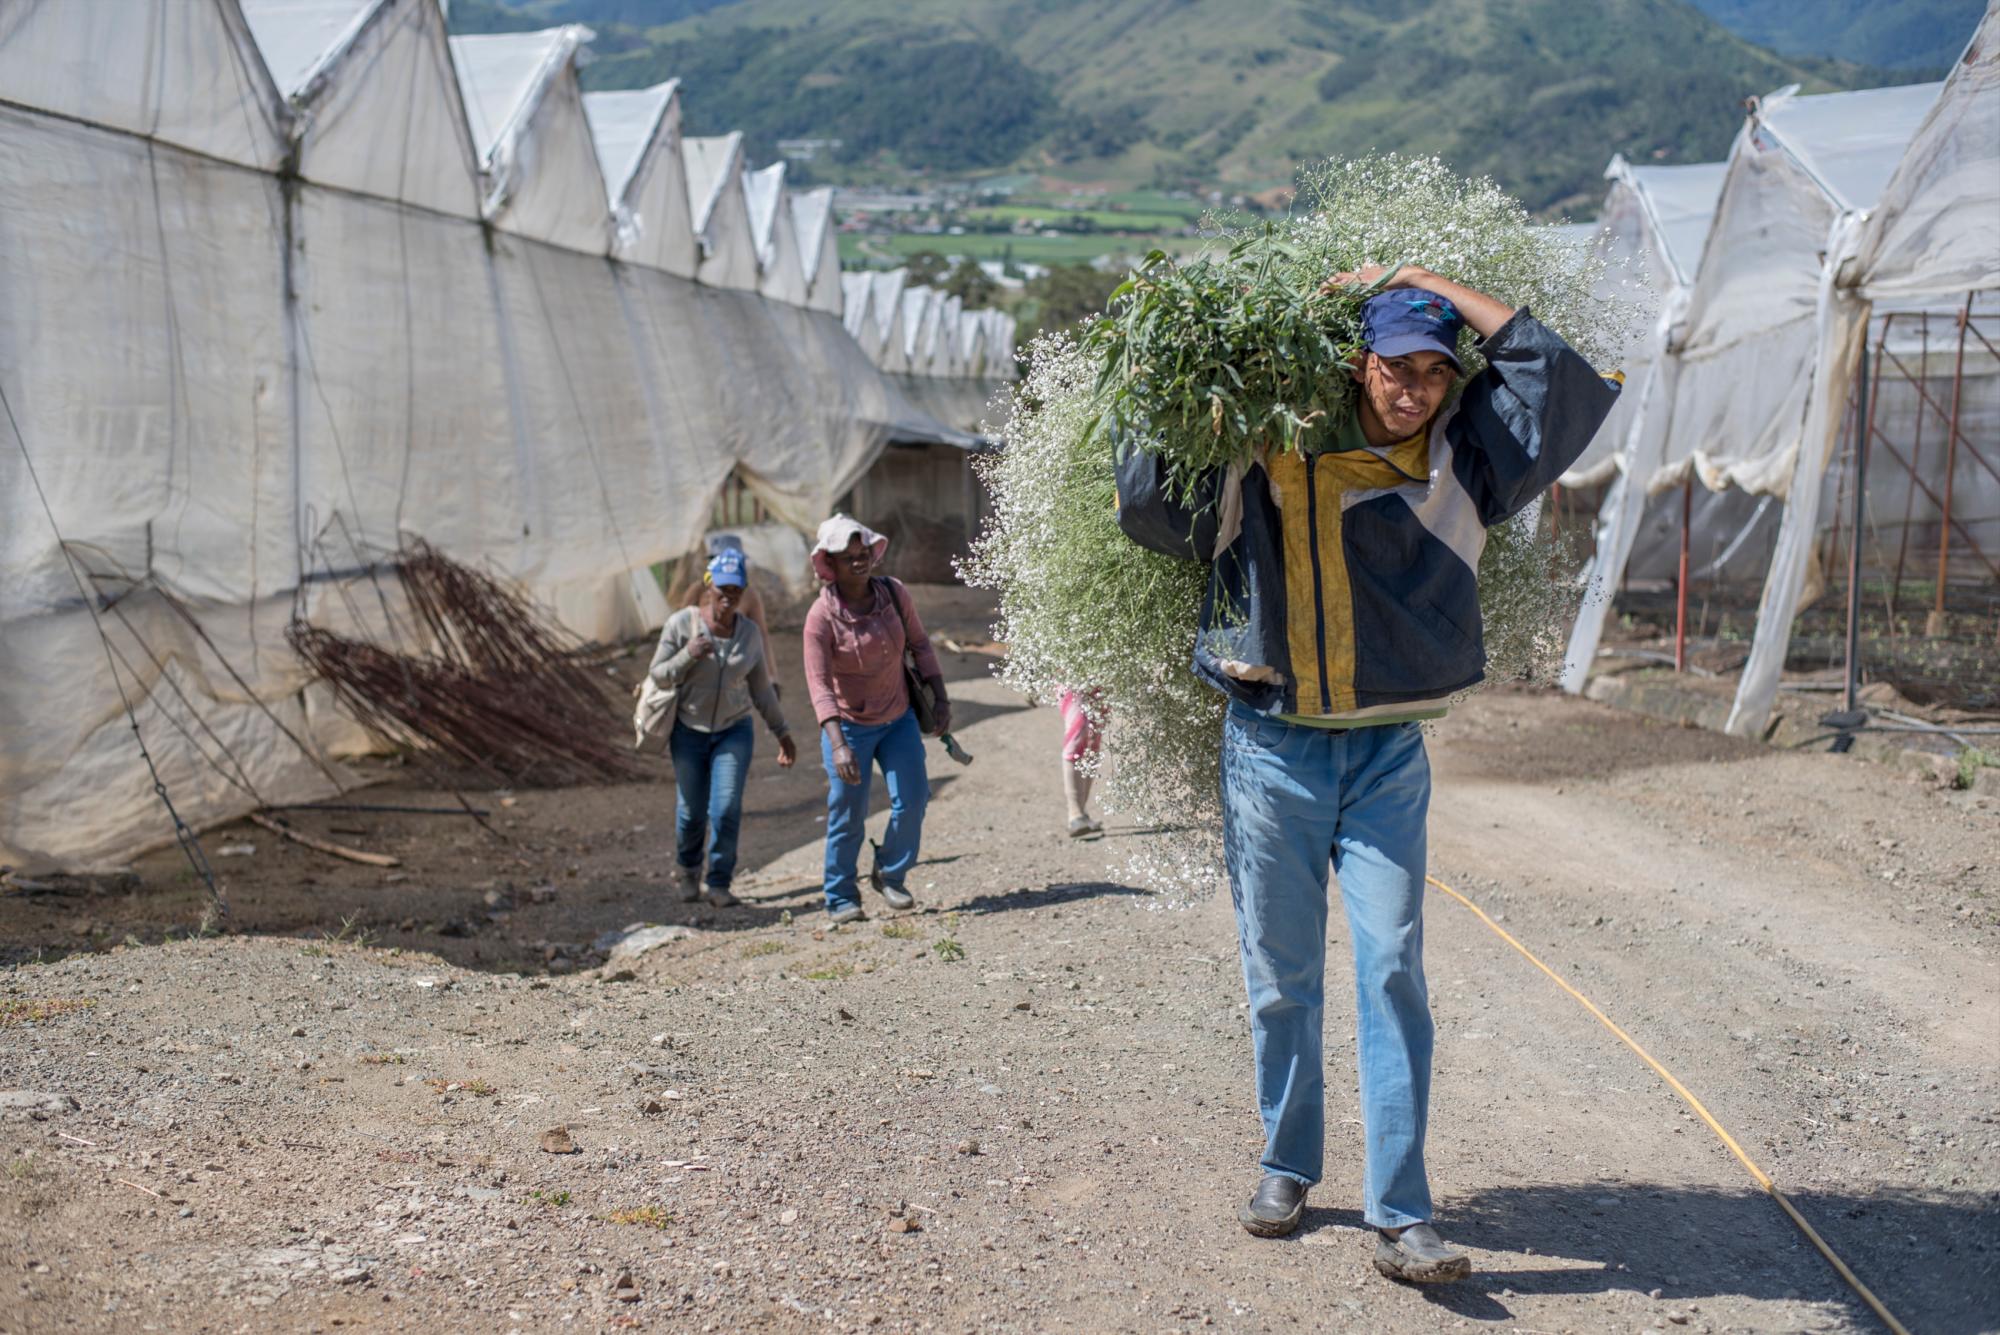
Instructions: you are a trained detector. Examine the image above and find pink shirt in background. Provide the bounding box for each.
[803,578,944,727]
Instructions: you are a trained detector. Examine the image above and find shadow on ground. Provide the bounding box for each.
[956,881,1154,916]
[1295,1181,1997,1333]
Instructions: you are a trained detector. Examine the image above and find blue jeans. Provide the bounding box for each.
[1220,701,1435,1229]
[821,708,929,910]
[669,717,754,890]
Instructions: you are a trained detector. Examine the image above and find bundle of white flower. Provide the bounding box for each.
[962,154,1640,892]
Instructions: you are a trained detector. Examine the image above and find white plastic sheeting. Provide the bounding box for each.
[1557,158,1727,490]
[584,81,696,277]
[451,27,608,251]
[1662,82,1942,499]
[834,269,1012,380]
[1727,13,1999,734]
[246,0,482,215]
[684,132,758,292]
[745,162,808,306]
[0,0,1010,869]
[793,188,842,315]
[1559,158,1727,690]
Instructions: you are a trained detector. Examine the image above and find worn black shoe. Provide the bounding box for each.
[1238,1174,1307,1238]
[1373,1224,1472,1284]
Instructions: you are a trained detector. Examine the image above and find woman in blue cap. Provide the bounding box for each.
[646,548,797,907]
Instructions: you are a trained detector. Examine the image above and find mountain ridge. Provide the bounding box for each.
[456,0,1926,213]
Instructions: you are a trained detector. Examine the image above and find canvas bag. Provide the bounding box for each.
[631,607,697,752]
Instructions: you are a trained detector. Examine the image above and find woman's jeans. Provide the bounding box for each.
[1220,701,1435,1230]
[669,717,754,890]
[821,708,929,909]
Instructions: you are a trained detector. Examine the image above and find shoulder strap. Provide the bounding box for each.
[875,575,912,636]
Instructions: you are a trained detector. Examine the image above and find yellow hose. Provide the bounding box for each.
[1426,874,1912,1335]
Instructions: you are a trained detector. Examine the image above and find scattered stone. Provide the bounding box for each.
[601,968,638,984]
[1014,1001,1031,1011]
[641,1099,663,1116]
[649,1034,670,1048]
[539,1126,578,1155]
[595,924,699,968]
[332,1267,371,1286]
[216,843,256,857]
[887,1217,919,1234]
[611,1272,640,1302]
[524,884,557,904]
[779,1209,799,1226]
[411,976,451,992]
[0,1091,79,1120]
[837,1007,855,1022]
[956,1140,980,1156]
[290,1027,306,1038]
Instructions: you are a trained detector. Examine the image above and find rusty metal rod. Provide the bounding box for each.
[1934,295,1973,624]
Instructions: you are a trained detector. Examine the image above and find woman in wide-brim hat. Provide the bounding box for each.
[802,515,949,925]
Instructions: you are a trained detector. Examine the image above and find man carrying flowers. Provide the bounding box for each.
[1115,263,1619,1282]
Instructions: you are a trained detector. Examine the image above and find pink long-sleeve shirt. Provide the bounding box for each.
[803,577,944,727]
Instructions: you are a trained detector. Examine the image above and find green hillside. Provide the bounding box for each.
[459,0,1911,214]
[1686,0,1980,70]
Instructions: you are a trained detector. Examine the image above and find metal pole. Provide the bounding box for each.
[1930,294,1972,635]
[1844,330,1877,716]
[1892,311,1927,609]
[1675,473,1692,673]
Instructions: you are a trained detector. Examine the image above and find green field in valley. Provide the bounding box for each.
[838,229,1206,268]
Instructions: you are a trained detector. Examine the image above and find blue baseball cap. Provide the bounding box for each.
[705,548,748,588]
[1362,290,1465,370]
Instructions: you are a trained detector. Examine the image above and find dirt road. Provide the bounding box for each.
[3,589,1995,1333]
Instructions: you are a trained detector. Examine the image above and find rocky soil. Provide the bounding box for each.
[3,587,1995,1334]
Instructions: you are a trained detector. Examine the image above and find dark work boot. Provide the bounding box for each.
[1238,1173,1307,1238]
[1373,1223,1472,1283]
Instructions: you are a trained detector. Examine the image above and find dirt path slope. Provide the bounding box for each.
[2,650,1995,1332]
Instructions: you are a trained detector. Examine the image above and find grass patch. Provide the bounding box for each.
[324,913,374,949]
[527,1188,572,1209]
[1955,747,1995,790]
[0,997,97,1028]
[880,922,920,940]
[359,1054,406,1066]
[425,1078,495,1097]
[933,938,967,963]
[741,940,787,958]
[804,963,856,981]
[605,1205,673,1229]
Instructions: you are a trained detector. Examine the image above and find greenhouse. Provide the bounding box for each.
[0,0,1012,868]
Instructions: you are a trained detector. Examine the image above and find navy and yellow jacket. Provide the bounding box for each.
[1114,309,1619,720]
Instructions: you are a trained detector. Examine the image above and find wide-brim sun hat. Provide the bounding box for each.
[811,514,888,582]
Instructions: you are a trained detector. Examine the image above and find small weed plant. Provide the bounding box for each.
[933,938,967,963]
[805,963,856,981]
[527,1188,572,1209]
[0,997,97,1028]
[606,1205,673,1229]
[880,922,920,940]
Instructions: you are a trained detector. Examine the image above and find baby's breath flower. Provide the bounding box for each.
[964,154,1639,896]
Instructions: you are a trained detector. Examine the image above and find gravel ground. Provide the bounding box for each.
[3,589,1995,1334]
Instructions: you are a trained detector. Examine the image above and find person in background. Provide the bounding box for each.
[1058,688,1103,837]
[803,516,949,925]
[673,533,779,679]
[648,549,796,908]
